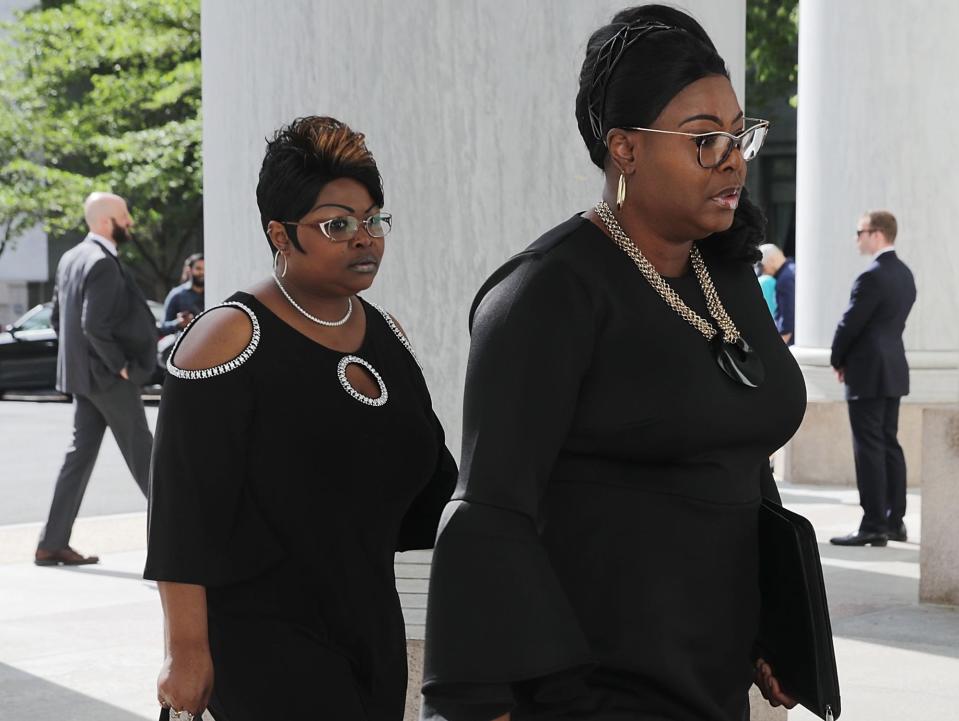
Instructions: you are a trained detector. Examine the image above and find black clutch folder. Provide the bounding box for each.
[757,499,841,721]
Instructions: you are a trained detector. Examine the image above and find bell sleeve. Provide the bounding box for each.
[143,305,284,587]
[421,256,597,720]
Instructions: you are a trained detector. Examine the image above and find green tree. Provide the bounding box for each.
[746,0,799,115]
[0,0,201,298]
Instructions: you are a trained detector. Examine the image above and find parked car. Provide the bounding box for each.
[0,300,166,393]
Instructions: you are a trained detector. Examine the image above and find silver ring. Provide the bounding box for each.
[170,710,195,721]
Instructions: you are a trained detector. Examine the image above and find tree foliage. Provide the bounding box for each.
[0,0,201,298]
[746,0,799,114]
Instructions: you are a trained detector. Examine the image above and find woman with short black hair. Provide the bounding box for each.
[146,116,456,721]
[421,6,805,721]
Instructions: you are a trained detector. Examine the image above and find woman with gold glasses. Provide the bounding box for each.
[421,5,805,721]
[145,116,456,720]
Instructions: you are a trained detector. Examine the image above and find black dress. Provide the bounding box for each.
[144,291,457,721]
[421,216,807,721]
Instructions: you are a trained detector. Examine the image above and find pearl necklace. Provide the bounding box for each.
[272,273,353,327]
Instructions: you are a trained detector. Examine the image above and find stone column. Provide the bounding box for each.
[200,0,745,453]
[786,0,959,486]
[919,406,959,605]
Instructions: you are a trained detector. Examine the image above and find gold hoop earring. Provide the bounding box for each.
[272,251,288,278]
[616,173,627,211]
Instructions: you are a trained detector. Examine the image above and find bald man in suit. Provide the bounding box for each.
[830,210,916,547]
[35,193,158,566]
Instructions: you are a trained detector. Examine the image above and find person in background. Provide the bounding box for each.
[759,243,795,344]
[830,210,916,547]
[161,253,205,336]
[36,192,157,566]
[756,260,778,319]
[178,256,192,284]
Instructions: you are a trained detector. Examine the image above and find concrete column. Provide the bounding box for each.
[786,0,959,485]
[201,0,746,452]
[919,406,959,606]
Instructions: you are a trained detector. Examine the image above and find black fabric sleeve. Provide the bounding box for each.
[421,256,597,720]
[397,410,458,552]
[830,271,880,368]
[143,328,284,586]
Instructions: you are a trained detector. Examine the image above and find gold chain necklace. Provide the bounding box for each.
[594,200,764,388]
[594,201,741,343]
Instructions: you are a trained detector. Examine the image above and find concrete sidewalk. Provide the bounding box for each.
[0,485,956,720]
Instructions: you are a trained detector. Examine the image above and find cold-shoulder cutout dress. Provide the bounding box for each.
[144,291,457,721]
[421,216,807,721]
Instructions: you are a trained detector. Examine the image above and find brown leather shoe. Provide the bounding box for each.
[35,547,100,566]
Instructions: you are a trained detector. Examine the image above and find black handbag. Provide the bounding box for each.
[757,499,841,721]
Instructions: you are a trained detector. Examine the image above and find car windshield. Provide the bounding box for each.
[13,304,52,331]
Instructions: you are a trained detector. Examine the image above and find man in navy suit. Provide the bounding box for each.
[830,210,916,546]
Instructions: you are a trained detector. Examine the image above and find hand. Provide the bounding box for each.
[177,311,195,329]
[157,645,214,718]
[119,366,129,380]
[834,367,845,383]
[754,658,797,709]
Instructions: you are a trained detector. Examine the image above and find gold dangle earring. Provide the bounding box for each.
[616,172,627,211]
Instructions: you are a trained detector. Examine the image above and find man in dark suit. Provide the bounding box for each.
[830,210,916,547]
[35,192,158,566]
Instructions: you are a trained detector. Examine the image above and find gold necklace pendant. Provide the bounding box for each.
[593,201,764,388]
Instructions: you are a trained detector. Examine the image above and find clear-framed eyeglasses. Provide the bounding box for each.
[621,118,770,169]
[279,212,392,243]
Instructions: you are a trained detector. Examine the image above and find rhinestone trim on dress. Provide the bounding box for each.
[366,301,420,367]
[166,301,261,380]
[337,355,389,406]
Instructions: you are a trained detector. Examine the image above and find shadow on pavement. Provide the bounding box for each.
[818,542,919,564]
[58,566,150,582]
[0,662,149,720]
[832,603,959,661]
[817,559,959,661]
[780,490,854,505]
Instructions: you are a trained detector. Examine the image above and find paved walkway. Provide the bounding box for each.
[0,484,956,720]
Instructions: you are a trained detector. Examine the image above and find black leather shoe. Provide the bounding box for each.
[35,546,100,566]
[829,531,888,547]
[888,522,907,542]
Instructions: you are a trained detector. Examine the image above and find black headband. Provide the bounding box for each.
[586,20,682,142]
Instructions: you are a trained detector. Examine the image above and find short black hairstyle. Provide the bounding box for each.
[255,116,384,255]
[185,252,203,268]
[575,5,764,262]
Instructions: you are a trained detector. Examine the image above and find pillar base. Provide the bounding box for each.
[783,399,926,487]
[919,406,959,606]
[784,348,959,486]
